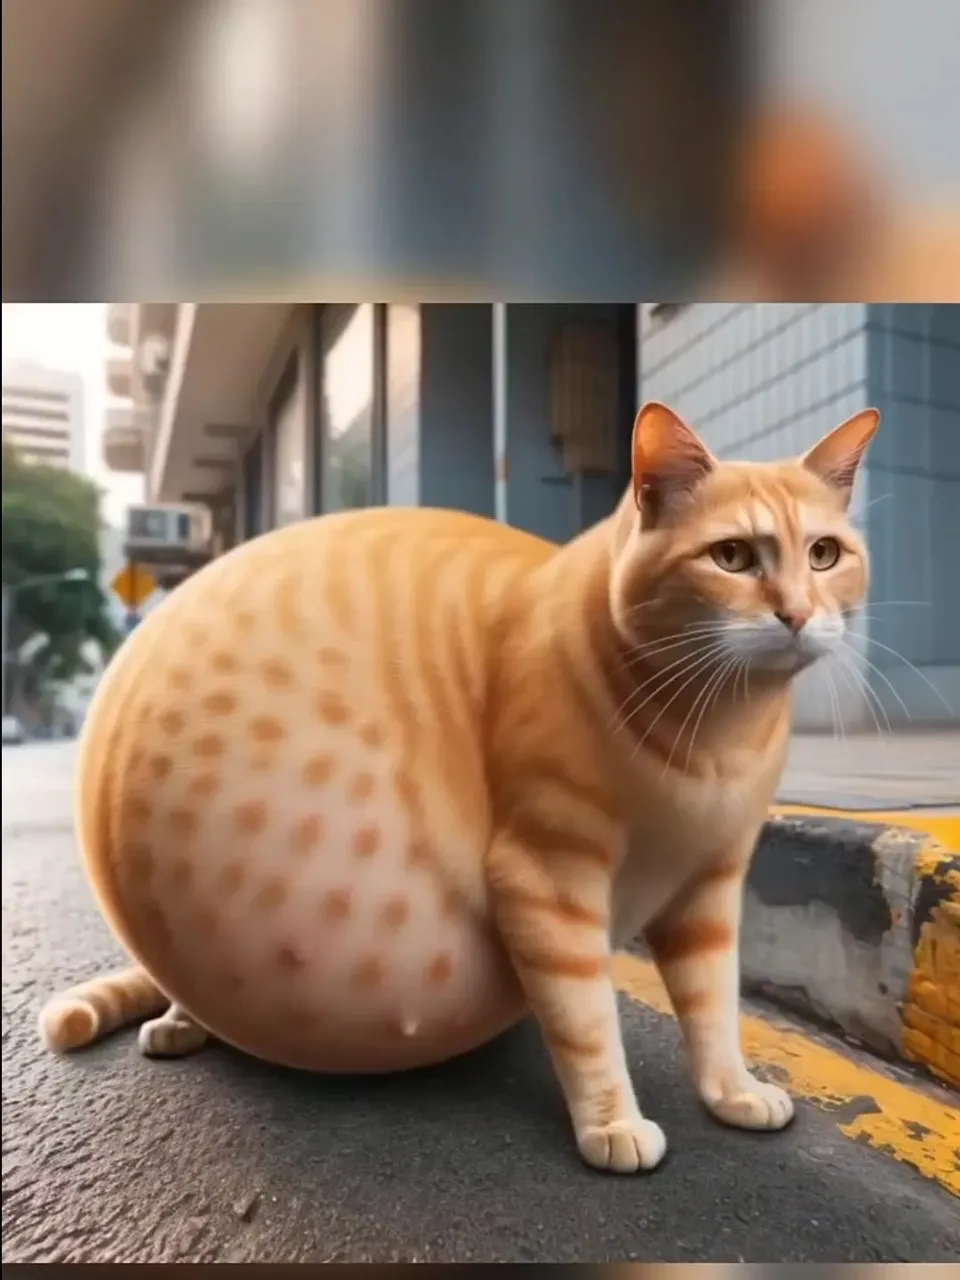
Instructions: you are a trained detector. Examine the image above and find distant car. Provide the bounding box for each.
[1,715,27,745]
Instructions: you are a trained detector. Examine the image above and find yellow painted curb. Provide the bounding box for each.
[771,804,960,853]
[766,810,960,1090]
[613,953,960,1199]
[902,846,960,1090]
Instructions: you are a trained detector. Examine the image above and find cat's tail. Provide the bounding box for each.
[38,967,168,1053]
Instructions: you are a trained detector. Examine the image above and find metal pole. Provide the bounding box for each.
[492,303,508,524]
[1,584,9,717]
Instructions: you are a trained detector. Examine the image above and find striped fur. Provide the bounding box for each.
[40,967,166,1052]
[40,404,878,1172]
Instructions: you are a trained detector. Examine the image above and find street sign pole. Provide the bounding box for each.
[1,584,9,716]
[111,560,157,616]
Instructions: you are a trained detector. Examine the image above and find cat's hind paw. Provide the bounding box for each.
[577,1116,667,1174]
[138,1011,209,1058]
[701,1076,794,1131]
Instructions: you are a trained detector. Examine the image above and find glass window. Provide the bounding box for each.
[322,305,374,511]
[385,304,421,506]
[272,361,308,527]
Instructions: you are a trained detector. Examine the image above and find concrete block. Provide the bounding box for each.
[743,816,960,1090]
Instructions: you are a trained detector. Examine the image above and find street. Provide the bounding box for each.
[3,742,958,1264]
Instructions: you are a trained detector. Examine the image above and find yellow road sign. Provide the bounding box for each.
[111,561,156,609]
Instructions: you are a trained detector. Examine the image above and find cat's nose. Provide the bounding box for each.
[774,608,812,633]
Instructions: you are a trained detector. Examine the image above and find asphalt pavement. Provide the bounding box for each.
[3,742,958,1264]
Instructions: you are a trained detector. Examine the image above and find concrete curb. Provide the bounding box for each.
[743,816,959,1091]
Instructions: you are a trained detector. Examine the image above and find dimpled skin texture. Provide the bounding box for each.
[77,508,542,1073]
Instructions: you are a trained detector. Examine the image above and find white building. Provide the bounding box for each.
[1,359,84,471]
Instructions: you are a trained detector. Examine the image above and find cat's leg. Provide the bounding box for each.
[645,852,794,1131]
[138,1003,210,1058]
[488,832,666,1174]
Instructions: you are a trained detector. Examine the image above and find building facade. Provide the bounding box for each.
[105,302,959,730]
[1,360,84,471]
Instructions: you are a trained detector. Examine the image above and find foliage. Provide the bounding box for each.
[2,442,119,692]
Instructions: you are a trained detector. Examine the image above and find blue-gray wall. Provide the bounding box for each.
[865,304,960,723]
[419,305,494,516]
[386,302,634,537]
[502,304,632,544]
[386,304,495,516]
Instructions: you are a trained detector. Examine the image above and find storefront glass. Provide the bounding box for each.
[272,359,308,526]
[321,304,374,511]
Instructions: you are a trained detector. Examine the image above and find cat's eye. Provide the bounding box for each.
[709,539,755,573]
[809,537,841,571]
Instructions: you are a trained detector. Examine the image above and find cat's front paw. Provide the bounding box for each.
[577,1116,667,1173]
[700,1074,794,1131]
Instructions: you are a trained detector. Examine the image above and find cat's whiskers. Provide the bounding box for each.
[611,630,728,707]
[610,638,731,737]
[861,600,932,608]
[831,652,891,736]
[670,653,742,777]
[627,642,734,762]
[613,626,728,676]
[611,642,729,740]
[665,660,727,776]
[838,639,915,722]
[622,625,726,659]
[622,619,731,654]
[822,662,845,743]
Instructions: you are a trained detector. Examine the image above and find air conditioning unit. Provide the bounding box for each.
[125,503,211,555]
[138,334,172,395]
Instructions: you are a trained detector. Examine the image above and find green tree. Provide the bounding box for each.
[2,443,118,701]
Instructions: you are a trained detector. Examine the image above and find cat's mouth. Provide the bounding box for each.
[758,642,821,674]
[723,618,843,675]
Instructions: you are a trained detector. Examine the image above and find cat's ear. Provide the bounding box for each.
[802,408,880,505]
[631,401,715,526]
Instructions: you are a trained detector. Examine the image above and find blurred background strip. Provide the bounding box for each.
[4,0,958,301]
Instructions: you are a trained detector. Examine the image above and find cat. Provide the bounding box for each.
[715,105,960,302]
[38,401,879,1174]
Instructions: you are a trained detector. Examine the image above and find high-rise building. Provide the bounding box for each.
[1,360,84,471]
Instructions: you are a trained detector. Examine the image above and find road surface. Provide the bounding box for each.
[3,742,958,1263]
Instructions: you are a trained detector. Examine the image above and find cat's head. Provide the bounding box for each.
[610,401,880,678]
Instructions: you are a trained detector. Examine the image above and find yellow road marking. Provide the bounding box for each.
[772,803,960,852]
[613,953,960,1199]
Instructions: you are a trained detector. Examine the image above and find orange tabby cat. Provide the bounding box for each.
[39,402,878,1173]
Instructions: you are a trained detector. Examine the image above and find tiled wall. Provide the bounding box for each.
[638,303,869,466]
[864,304,960,724]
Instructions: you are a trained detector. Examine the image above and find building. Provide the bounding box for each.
[1,360,84,470]
[105,302,959,730]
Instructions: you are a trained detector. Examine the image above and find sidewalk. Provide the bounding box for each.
[779,730,959,812]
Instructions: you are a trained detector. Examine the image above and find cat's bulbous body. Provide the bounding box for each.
[75,509,550,1072]
[43,403,879,1172]
[71,505,780,1074]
